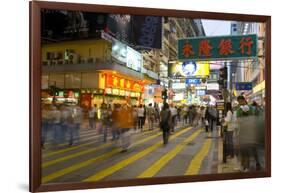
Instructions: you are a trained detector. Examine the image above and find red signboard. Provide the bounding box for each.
[105,74,144,92]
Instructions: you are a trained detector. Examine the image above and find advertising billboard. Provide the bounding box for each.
[207,83,219,90]
[171,82,186,89]
[126,46,143,72]
[168,61,210,78]
[131,16,162,49]
[107,14,162,49]
[110,36,143,72]
[106,14,132,44]
[111,39,127,63]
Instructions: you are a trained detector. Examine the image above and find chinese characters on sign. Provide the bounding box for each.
[178,34,257,60]
[105,74,144,92]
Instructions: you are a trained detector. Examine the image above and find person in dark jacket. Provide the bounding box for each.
[160,103,172,145]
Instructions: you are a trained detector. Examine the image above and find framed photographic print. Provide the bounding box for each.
[30,1,271,192]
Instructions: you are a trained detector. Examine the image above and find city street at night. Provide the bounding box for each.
[42,123,219,183]
[40,10,266,183]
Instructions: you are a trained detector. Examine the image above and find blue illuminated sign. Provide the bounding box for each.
[235,82,252,90]
[196,89,206,96]
[186,78,201,85]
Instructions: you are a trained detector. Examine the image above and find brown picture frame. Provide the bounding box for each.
[30,1,271,192]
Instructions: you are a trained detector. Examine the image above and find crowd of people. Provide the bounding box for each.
[41,95,265,172]
[222,95,265,172]
[41,102,218,150]
[41,103,83,148]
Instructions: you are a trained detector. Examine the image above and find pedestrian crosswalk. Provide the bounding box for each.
[138,130,202,178]
[42,125,218,184]
[185,137,212,175]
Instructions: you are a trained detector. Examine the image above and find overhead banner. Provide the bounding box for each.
[106,14,162,49]
[106,14,132,44]
[168,61,210,78]
[131,16,162,49]
[178,34,258,61]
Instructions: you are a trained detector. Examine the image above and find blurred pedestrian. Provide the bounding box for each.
[111,104,120,141]
[88,104,98,129]
[170,104,177,133]
[190,105,197,126]
[143,105,147,129]
[100,103,111,143]
[177,106,181,122]
[68,104,83,146]
[222,102,237,162]
[160,103,172,145]
[208,106,217,132]
[60,104,70,144]
[137,104,145,131]
[132,105,138,132]
[205,106,210,132]
[50,105,62,146]
[195,105,201,126]
[147,103,155,130]
[118,104,134,152]
[41,104,51,149]
[236,95,262,171]
[182,105,188,125]
[200,106,206,127]
[154,104,160,124]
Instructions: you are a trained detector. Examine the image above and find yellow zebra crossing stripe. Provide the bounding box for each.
[43,129,157,159]
[83,127,192,182]
[43,140,98,158]
[44,133,100,149]
[42,143,112,168]
[138,129,202,178]
[42,131,163,183]
[185,138,212,175]
[42,149,121,183]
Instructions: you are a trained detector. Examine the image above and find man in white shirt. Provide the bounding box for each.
[88,104,97,129]
[146,103,155,130]
[69,104,83,146]
[170,104,178,133]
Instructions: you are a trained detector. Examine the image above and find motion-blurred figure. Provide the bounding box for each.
[236,95,264,171]
[147,103,155,130]
[68,104,83,146]
[88,104,98,129]
[160,103,172,145]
